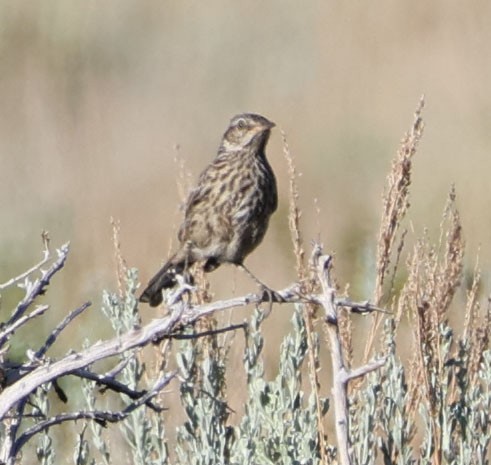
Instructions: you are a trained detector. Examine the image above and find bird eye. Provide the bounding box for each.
[236,118,246,130]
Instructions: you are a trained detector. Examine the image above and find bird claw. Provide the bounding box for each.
[259,286,284,303]
[256,285,284,318]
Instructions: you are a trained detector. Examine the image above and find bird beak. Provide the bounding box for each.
[263,120,275,130]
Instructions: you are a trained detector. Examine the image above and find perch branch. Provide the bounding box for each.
[163,322,247,340]
[0,278,385,421]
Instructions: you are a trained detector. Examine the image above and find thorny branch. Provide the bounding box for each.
[0,231,50,291]
[11,373,174,457]
[35,301,91,359]
[0,306,183,419]
[1,242,70,347]
[0,305,49,345]
[3,364,163,412]
[312,244,386,465]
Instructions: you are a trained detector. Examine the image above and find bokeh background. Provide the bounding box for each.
[1,0,491,454]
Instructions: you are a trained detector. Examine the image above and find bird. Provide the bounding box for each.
[139,113,278,307]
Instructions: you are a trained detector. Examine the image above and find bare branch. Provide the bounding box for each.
[36,301,91,358]
[0,309,181,419]
[73,368,163,410]
[4,243,70,333]
[312,247,386,465]
[0,232,50,290]
[163,322,247,340]
[344,358,387,383]
[313,251,351,465]
[335,299,391,315]
[0,399,28,465]
[181,284,301,320]
[3,363,162,410]
[101,357,131,379]
[0,305,49,344]
[12,373,174,455]
[0,281,305,419]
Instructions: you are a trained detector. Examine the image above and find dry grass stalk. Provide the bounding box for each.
[432,188,464,320]
[375,98,425,300]
[395,243,420,325]
[110,216,171,404]
[463,258,491,384]
[470,297,491,378]
[338,307,353,370]
[388,229,408,316]
[282,132,327,463]
[397,191,464,462]
[402,240,427,420]
[463,255,480,343]
[364,97,425,361]
[174,143,194,205]
[185,262,216,391]
[282,130,307,284]
[110,216,127,299]
[406,347,424,426]
[416,196,463,377]
[339,283,354,371]
[110,217,164,402]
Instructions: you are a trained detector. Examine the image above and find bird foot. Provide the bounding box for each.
[259,286,284,303]
[255,285,284,318]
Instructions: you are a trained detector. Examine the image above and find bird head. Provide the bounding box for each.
[220,113,275,154]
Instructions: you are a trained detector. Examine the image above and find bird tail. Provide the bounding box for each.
[139,253,191,307]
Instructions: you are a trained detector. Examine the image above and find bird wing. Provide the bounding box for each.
[177,158,233,249]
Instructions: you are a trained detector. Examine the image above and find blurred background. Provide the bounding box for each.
[1,0,491,436]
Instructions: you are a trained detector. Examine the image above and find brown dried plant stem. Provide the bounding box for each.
[282,130,329,463]
[364,97,425,361]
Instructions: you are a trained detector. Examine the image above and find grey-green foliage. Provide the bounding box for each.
[233,306,329,465]
[175,320,231,465]
[78,268,169,465]
[33,385,55,465]
[81,367,111,465]
[352,319,416,465]
[461,350,491,464]
[36,431,54,465]
[350,318,491,465]
[72,425,94,465]
[173,304,329,465]
[417,322,491,465]
[107,268,169,465]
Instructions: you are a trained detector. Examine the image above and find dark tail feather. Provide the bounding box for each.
[139,256,188,307]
